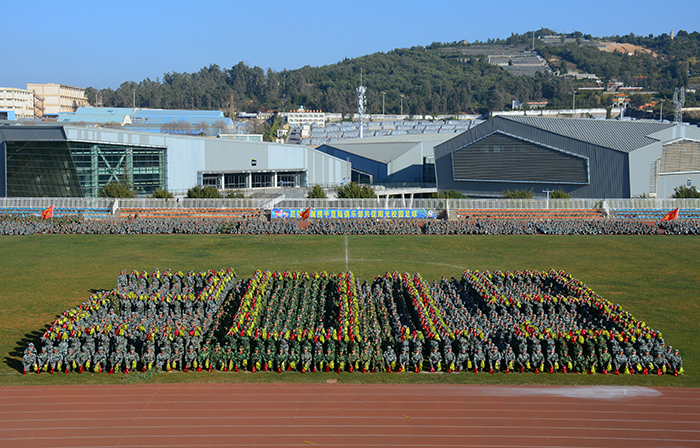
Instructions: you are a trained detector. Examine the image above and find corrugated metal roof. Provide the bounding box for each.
[323,134,452,164]
[502,116,675,153]
[74,107,136,115]
[132,109,224,118]
[327,141,418,164]
[0,125,66,142]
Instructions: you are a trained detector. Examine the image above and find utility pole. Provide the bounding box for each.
[572,92,576,115]
[400,94,404,117]
[381,91,386,116]
[132,88,136,109]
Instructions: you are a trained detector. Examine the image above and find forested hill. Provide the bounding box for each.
[87,29,700,115]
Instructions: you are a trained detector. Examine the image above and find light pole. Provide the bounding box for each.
[400,94,404,117]
[572,91,576,115]
[543,189,553,209]
[381,91,386,116]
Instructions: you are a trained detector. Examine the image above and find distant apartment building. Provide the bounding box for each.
[286,106,326,127]
[26,83,89,117]
[0,87,35,119]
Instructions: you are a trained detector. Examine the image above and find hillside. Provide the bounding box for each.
[88,29,700,116]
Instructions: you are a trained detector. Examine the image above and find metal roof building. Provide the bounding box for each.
[434,116,700,198]
[316,134,453,185]
[0,125,350,197]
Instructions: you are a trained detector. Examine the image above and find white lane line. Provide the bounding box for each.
[1,424,698,433]
[1,434,695,443]
[345,236,349,271]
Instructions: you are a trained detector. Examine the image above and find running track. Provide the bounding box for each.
[1,383,698,447]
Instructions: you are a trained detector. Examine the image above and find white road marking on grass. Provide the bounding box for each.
[345,236,349,271]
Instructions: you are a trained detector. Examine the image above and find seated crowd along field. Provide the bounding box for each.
[21,268,684,377]
[1,214,700,235]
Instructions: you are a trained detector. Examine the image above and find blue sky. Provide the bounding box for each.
[3,0,699,90]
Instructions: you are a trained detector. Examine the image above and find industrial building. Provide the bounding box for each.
[316,134,453,185]
[434,116,700,198]
[0,125,350,198]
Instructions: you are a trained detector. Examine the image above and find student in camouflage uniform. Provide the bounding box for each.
[473,346,486,373]
[300,345,312,373]
[22,343,37,374]
[398,346,410,372]
[488,346,502,374]
[600,347,612,374]
[383,346,397,372]
[641,349,654,375]
[628,349,642,375]
[531,348,544,373]
[670,349,683,376]
[412,346,424,373]
[288,345,300,372]
[324,345,336,372]
[614,350,629,375]
[503,345,515,373]
[545,347,559,373]
[444,346,456,372]
[517,346,530,373]
[125,346,139,373]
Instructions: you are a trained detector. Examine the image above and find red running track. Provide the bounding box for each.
[0,383,699,448]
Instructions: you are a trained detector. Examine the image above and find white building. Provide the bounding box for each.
[286,106,326,127]
[0,88,35,119]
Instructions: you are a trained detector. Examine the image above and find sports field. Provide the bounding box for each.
[2,234,698,387]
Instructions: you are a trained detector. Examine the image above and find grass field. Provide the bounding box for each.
[1,234,698,387]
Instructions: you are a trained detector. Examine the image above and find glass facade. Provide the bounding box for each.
[3,140,165,197]
[225,173,247,189]
[67,142,166,197]
[277,173,300,187]
[5,140,83,197]
[252,173,273,188]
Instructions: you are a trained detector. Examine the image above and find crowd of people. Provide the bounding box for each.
[21,268,236,374]
[22,268,683,376]
[3,214,699,236]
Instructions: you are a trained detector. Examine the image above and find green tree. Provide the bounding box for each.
[98,176,135,198]
[502,188,534,199]
[307,185,328,199]
[225,189,246,198]
[150,187,174,199]
[672,185,700,198]
[187,185,222,198]
[336,182,376,198]
[550,189,570,199]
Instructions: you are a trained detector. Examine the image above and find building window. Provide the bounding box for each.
[225,173,247,189]
[277,173,297,187]
[252,173,273,188]
[202,175,221,188]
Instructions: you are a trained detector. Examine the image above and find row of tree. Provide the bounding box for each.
[85,30,700,116]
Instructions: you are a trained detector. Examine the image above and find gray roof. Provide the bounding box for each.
[328,141,418,164]
[323,134,452,164]
[0,125,66,142]
[502,116,675,153]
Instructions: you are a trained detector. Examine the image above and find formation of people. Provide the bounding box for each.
[22,268,683,377]
[22,268,236,374]
[2,214,699,236]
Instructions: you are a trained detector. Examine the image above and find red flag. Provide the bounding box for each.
[300,207,311,221]
[41,205,54,220]
[661,207,679,221]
